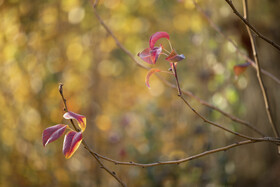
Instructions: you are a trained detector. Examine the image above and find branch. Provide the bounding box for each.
[171,63,261,141]
[91,0,264,137]
[241,0,279,139]
[224,0,280,52]
[95,138,279,167]
[192,0,280,85]
[59,84,126,187]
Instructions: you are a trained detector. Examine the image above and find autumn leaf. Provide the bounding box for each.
[42,124,68,147]
[149,31,170,49]
[63,111,86,132]
[165,50,185,62]
[63,131,83,159]
[234,62,251,76]
[145,69,161,88]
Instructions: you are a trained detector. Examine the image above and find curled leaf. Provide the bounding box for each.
[63,111,86,132]
[145,69,161,88]
[165,50,185,62]
[149,31,170,49]
[42,124,68,147]
[63,131,83,159]
[234,62,251,76]
[137,46,162,64]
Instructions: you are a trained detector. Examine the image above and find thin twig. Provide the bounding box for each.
[241,0,279,139]
[96,140,256,167]
[157,75,265,137]
[192,0,280,85]
[172,62,182,96]
[170,68,262,140]
[91,0,264,136]
[224,0,280,52]
[59,84,126,187]
[94,136,279,167]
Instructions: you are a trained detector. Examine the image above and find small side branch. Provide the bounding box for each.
[192,0,280,85]
[171,65,262,141]
[94,138,279,167]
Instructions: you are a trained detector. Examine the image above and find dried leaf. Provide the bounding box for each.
[165,50,185,62]
[42,124,68,147]
[145,69,161,88]
[63,111,86,132]
[234,62,251,76]
[149,31,170,49]
[63,131,83,159]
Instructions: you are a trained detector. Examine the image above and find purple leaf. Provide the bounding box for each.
[63,131,83,159]
[149,32,170,49]
[63,111,86,132]
[137,45,162,64]
[165,50,185,62]
[42,124,68,147]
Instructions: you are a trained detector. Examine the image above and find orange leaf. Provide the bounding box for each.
[63,111,86,132]
[63,131,83,159]
[145,69,161,88]
[234,62,251,76]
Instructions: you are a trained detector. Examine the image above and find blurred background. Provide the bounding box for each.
[1,0,280,186]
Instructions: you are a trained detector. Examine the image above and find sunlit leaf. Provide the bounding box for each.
[234,62,251,76]
[42,124,68,147]
[63,111,86,132]
[149,31,170,49]
[63,131,83,159]
[145,68,161,88]
[165,50,185,62]
[137,46,162,64]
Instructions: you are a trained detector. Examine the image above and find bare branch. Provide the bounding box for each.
[95,138,279,167]
[241,0,279,138]
[192,0,280,85]
[224,0,280,52]
[171,63,262,141]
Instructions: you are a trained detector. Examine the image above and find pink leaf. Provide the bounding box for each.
[63,111,86,132]
[138,46,162,64]
[138,48,154,64]
[165,50,185,62]
[42,124,68,147]
[145,69,161,88]
[234,62,251,76]
[149,31,170,49]
[63,131,83,159]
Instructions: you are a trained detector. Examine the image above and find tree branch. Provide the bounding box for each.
[224,0,280,52]
[171,63,262,141]
[192,0,280,85]
[241,0,279,139]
